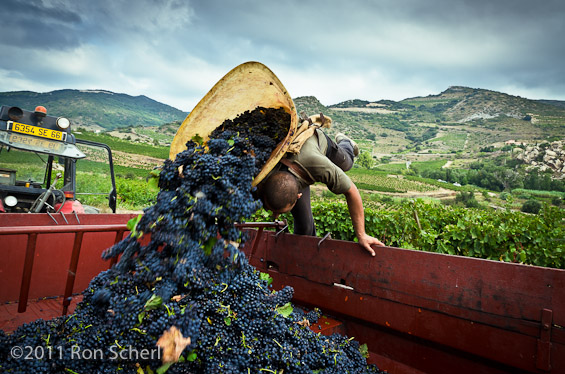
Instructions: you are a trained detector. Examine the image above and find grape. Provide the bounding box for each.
[0,107,384,374]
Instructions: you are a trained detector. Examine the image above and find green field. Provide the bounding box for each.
[75,171,157,211]
[76,130,170,159]
[347,168,439,193]
[410,159,448,172]
[401,98,453,107]
[511,188,565,198]
[374,159,447,174]
[133,127,176,145]
[429,132,467,150]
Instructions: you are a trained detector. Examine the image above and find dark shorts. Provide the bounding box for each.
[291,134,355,236]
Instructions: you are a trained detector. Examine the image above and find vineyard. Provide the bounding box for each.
[347,169,439,193]
[252,199,564,269]
[3,125,563,270]
[429,132,468,150]
[75,172,158,211]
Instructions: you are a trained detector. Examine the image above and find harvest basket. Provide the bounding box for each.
[169,61,298,186]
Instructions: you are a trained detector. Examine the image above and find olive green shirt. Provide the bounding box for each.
[285,129,352,194]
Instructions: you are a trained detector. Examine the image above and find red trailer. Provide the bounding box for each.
[0,214,563,374]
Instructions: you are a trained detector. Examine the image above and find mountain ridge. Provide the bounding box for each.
[294,87,564,155]
[330,85,565,122]
[1,87,564,152]
[0,89,187,130]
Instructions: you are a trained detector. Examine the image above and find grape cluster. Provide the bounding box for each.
[0,107,384,373]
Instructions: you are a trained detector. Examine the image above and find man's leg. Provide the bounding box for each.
[324,133,355,172]
[291,186,316,236]
[335,139,355,171]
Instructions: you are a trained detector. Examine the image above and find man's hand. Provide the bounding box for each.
[343,183,385,257]
[357,233,385,257]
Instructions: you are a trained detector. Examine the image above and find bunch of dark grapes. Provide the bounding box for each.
[210,106,290,170]
[0,107,384,374]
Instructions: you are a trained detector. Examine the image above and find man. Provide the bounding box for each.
[257,127,384,256]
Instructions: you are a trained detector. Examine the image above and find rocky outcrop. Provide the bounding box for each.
[514,141,565,177]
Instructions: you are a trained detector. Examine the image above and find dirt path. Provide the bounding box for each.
[112,150,164,169]
[442,160,453,168]
[367,187,457,200]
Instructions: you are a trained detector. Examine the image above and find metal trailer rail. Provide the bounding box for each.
[1,224,127,314]
[0,214,138,317]
[1,214,564,374]
[0,217,283,323]
[240,229,565,374]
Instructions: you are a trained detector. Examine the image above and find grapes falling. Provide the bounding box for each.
[0,107,384,374]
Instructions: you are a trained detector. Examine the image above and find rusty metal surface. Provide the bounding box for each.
[18,233,37,313]
[0,295,83,333]
[0,213,136,227]
[61,231,85,315]
[0,214,136,305]
[0,224,134,235]
[242,229,565,374]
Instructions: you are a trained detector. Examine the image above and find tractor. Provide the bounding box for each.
[0,105,117,214]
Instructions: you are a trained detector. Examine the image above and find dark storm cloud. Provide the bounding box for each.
[1,0,82,49]
[187,0,565,62]
[183,0,565,97]
[1,0,564,109]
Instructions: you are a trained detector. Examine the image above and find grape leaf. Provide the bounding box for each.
[275,302,293,318]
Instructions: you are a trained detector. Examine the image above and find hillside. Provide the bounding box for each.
[310,86,565,156]
[326,86,565,125]
[0,89,187,130]
[401,86,565,125]
[1,87,563,157]
[3,86,563,213]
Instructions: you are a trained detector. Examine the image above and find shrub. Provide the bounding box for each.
[481,191,490,201]
[521,199,542,214]
[321,189,338,199]
[357,151,375,169]
[380,195,394,204]
[455,191,479,208]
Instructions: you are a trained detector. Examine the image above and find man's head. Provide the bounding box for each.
[259,171,301,216]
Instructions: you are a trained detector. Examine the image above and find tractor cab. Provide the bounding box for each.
[0,105,117,213]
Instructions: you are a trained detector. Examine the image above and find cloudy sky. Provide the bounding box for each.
[1,0,564,111]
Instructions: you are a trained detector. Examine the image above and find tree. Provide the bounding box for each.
[356,151,375,169]
[493,168,522,191]
[455,191,479,208]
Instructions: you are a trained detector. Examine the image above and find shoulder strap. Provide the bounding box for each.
[287,113,332,154]
[280,158,315,185]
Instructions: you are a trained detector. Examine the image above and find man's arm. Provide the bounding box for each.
[343,182,385,256]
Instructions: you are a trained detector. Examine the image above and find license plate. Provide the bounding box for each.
[8,121,66,141]
[8,133,65,152]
